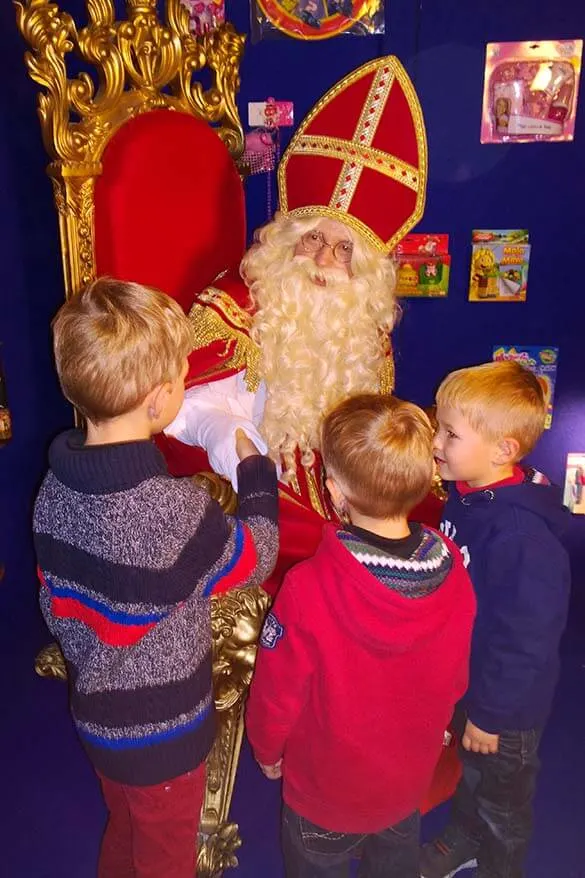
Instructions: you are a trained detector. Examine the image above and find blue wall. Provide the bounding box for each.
[1,1,584,622]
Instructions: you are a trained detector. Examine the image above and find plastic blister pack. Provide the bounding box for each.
[481,40,583,144]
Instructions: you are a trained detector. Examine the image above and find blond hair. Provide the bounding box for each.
[436,360,546,457]
[242,213,398,480]
[321,394,434,519]
[52,277,192,422]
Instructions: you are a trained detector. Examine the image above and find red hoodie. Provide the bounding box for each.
[246,523,476,833]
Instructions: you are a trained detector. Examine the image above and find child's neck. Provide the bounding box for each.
[348,509,411,540]
[85,415,152,446]
[466,463,516,489]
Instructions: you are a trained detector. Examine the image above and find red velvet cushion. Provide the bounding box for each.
[94,110,246,313]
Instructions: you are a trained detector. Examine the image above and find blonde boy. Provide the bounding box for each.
[422,361,571,878]
[247,393,475,878]
[33,278,278,878]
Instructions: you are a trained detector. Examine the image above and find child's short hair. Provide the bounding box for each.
[436,360,546,457]
[52,277,192,423]
[321,394,434,519]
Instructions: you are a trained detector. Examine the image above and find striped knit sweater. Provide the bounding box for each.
[33,430,278,786]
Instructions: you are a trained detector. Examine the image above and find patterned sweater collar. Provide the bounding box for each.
[48,429,168,495]
[337,527,453,599]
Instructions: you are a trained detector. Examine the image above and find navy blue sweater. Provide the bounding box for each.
[441,468,571,734]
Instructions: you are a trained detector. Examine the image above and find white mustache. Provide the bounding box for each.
[292,255,349,286]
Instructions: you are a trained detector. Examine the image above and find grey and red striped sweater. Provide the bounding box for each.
[33,430,278,786]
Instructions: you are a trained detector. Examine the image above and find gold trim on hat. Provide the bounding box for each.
[294,136,420,193]
[278,55,427,254]
[330,64,394,213]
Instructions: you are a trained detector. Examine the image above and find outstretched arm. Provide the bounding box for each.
[205,431,279,596]
[164,374,268,490]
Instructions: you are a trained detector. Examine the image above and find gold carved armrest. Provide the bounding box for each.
[199,586,270,875]
[197,472,272,875]
[193,472,238,515]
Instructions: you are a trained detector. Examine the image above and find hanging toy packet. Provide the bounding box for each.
[481,40,583,143]
[180,0,225,34]
[242,99,294,221]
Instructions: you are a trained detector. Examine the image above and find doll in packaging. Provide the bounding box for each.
[481,40,583,143]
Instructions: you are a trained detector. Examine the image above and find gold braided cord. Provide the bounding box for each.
[379,356,395,395]
[305,467,328,518]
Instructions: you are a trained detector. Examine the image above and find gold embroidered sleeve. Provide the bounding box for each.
[188,288,261,392]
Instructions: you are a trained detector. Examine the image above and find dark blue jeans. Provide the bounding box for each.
[453,727,542,878]
[281,803,420,878]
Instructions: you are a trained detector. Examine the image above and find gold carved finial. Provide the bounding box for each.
[15,0,244,164]
[14,0,245,297]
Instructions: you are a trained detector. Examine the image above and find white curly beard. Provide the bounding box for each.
[250,255,390,480]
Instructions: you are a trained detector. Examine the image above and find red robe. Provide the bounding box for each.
[158,274,444,586]
[155,274,459,811]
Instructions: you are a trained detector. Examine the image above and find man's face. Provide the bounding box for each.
[433,405,498,486]
[293,218,354,285]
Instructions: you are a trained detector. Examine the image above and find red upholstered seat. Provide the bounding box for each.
[94,110,246,313]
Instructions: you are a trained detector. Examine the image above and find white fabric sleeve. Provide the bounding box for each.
[164,373,268,491]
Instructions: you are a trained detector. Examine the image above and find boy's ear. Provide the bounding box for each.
[145,382,171,420]
[325,476,343,503]
[326,477,351,521]
[325,476,344,508]
[495,436,521,464]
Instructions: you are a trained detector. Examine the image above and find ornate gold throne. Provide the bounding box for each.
[15,1,270,874]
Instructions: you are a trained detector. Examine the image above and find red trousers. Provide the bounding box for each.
[97,764,206,878]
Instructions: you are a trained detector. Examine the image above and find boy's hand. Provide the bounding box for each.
[258,759,282,780]
[462,720,499,754]
[235,428,261,461]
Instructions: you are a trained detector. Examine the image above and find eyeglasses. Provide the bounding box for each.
[300,230,354,264]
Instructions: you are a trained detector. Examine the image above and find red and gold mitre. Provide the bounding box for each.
[277,56,427,253]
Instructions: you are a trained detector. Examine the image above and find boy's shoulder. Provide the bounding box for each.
[35,435,223,542]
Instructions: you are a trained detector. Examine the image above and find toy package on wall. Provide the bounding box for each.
[250,0,384,41]
[563,453,585,514]
[248,100,294,128]
[242,99,295,221]
[180,0,224,34]
[469,230,530,302]
[394,234,451,298]
[492,345,558,429]
[481,40,583,144]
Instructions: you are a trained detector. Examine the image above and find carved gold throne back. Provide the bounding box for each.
[15,2,270,874]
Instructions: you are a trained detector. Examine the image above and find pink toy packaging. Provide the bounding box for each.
[481,40,583,144]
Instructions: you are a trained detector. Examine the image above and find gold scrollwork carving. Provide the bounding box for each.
[197,821,242,875]
[14,0,245,166]
[15,0,245,300]
[193,472,238,515]
[35,641,68,680]
[200,585,271,875]
[211,585,271,714]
